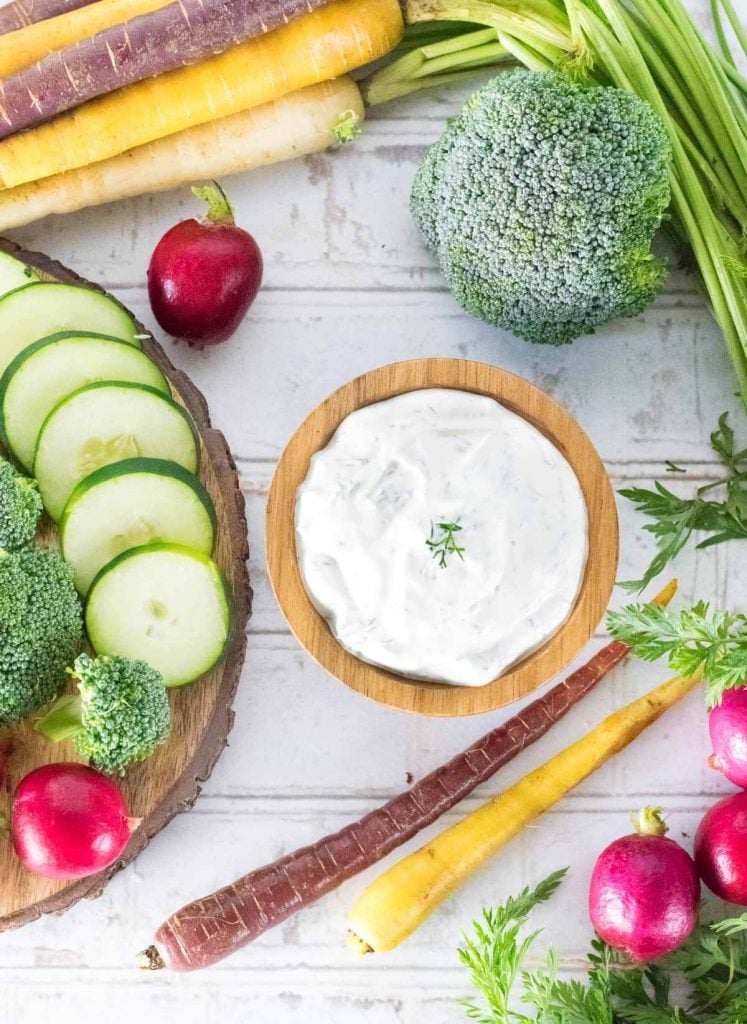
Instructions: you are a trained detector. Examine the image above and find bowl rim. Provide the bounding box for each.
[266,358,619,717]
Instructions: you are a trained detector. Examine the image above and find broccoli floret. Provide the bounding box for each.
[411,70,672,345]
[0,457,43,550]
[0,547,83,726]
[38,653,171,775]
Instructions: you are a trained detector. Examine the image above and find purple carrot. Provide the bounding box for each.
[0,0,94,35]
[0,0,334,139]
[139,640,634,972]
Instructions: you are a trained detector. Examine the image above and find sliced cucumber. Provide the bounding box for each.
[0,333,169,470]
[0,282,140,377]
[86,543,231,686]
[34,381,199,521]
[0,252,39,296]
[61,458,216,594]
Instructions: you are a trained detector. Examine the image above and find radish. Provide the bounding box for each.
[147,182,263,346]
[708,687,747,788]
[694,791,747,905]
[589,807,700,962]
[11,763,138,880]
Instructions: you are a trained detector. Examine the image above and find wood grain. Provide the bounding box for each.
[266,358,618,717]
[0,238,252,931]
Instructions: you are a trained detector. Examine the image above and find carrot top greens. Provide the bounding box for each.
[619,414,747,593]
[607,602,747,707]
[460,873,747,1023]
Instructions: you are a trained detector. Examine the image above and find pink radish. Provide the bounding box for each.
[12,763,138,880]
[708,687,747,788]
[694,791,747,905]
[589,807,699,962]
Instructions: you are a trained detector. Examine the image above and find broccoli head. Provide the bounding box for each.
[411,70,672,345]
[38,653,171,775]
[0,457,43,550]
[0,547,83,726]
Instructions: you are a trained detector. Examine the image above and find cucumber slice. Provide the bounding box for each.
[86,543,231,686]
[34,381,199,521]
[0,282,140,377]
[61,458,216,594]
[0,333,169,470]
[0,252,39,296]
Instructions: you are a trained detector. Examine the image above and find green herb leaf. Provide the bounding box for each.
[426,520,466,568]
[620,414,747,593]
[460,876,747,1022]
[458,869,567,1023]
[606,601,747,705]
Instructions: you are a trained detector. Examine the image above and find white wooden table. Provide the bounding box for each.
[4,29,745,1020]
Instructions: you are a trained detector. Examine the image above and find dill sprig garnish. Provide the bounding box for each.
[426,520,466,568]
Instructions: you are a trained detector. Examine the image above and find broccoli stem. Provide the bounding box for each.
[715,0,747,60]
[710,0,736,67]
[36,693,82,742]
[712,51,747,100]
[582,0,747,395]
[649,0,747,179]
[362,25,513,105]
[610,1,746,231]
[409,0,574,52]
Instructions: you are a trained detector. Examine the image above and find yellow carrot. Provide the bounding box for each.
[0,0,170,78]
[0,78,364,229]
[0,0,402,189]
[347,671,699,954]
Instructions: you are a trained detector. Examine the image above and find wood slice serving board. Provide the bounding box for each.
[0,239,252,931]
[268,359,618,717]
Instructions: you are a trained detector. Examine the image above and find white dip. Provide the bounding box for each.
[295,388,588,687]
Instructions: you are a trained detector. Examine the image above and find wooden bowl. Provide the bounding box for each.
[0,239,252,931]
[267,359,617,717]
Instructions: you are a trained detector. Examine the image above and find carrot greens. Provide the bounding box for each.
[460,873,747,1023]
[607,601,747,706]
[619,414,747,593]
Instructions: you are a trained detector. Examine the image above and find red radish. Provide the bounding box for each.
[589,807,699,962]
[147,182,263,346]
[12,763,137,880]
[694,791,747,904]
[708,687,747,788]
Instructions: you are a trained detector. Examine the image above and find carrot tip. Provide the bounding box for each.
[138,945,165,971]
[346,930,373,957]
[652,579,678,607]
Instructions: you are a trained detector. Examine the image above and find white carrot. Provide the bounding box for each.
[0,78,364,229]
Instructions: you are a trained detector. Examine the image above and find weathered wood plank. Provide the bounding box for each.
[98,289,740,466]
[6,115,710,294]
[1,806,724,979]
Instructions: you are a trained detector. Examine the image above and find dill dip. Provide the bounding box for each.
[294,388,588,687]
